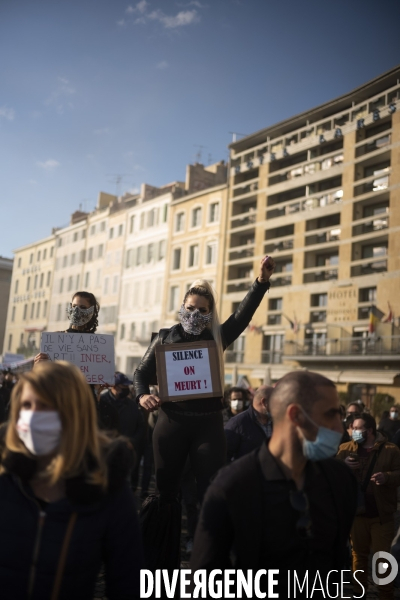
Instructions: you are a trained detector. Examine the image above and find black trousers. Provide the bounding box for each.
[152,408,226,505]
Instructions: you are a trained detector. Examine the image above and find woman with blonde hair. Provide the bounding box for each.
[134,256,274,567]
[0,360,143,599]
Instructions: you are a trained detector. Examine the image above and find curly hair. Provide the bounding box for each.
[71,291,100,333]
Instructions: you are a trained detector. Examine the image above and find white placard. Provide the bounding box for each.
[41,332,115,385]
[164,347,212,397]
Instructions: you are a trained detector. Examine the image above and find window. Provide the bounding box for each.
[209,202,220,223]
[205,242,217,265]
[57,238,62,248]
[120,324,125,340]
[136,246,142,266]
[30,253,34,264]
[39,273,44,288]
[43,249,47,260]
[104,277,109,294]
[84,272,90,287]
[359,287,377,302]
[75,274,80,289]
[81,230,86,239]
[43,300,48,318]
[316,254,338,267]
[158,240,166,260]
[68,276,73,291]
[188,245,199,268]
[175,212,185,232]
[50,246,54,257]
[96,244,103,259]
[37,251,41,261]
[26,277,31,292]
[70,253,75,266]
[310,310,326,323]
[109,227,114,239]
[36,302,41,319]
[88,248,93,261]
[191,207,202,228]
[73,232,78,242]
[169,286,180,311]
[130,216,135,233]
[46,271,51,286]
[140,213,145,229]
[11,306,16,322]
[23,304,28,320]
[33,275,38,289]
[162,204,168,223]
[8,334,12,351]
[362,243,388,259]
[118,224,123,236]
[96,270,101,287]
[226,336,245,363]
[59,278,64,293]
[90,225,96,235]
[17,257,21,268]
[172,248,181,270]
[269,298,282,311]
[100,221,106,232]
[113,275,119,294]
[57,304,62,321]
[14,280,19,293]
[80,249,86,263]
[311,293,328,307]
[262,334,284,364]
[130,323,136,340]
[62,256,67,268]
[147,211,155,227]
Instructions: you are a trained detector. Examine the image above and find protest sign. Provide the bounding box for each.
[40,331,115,385]
[155,341,222,402]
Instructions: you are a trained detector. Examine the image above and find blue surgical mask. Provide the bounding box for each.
[352,429,366,444]
[300,409,343,461]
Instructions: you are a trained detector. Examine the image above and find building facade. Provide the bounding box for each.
[0,257,13,353]
[222,66,400,404]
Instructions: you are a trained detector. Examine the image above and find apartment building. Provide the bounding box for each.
[222,66,400,404]
[4,236,55,356]
[115,183,176,375]
[0,257,13,352]
[162,161,228,328]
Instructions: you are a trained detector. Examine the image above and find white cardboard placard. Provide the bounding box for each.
[41,332,115,385]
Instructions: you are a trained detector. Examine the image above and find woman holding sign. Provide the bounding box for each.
[34,291,100,365]
[134,255,275,506]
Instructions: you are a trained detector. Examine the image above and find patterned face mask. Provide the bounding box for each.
[178,305,213,335]
[66,304,95,327]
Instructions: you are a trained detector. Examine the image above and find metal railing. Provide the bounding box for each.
[284,336,400,357]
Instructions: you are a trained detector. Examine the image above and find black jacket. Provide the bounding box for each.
[133,279,270,413]
[0,439,144,600]
[191,442,357,574]
[224,404,271,461]
[99,390,146,453]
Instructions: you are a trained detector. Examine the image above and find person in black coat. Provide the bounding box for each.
[134,255,275,505]
[191,371,357,599]
[0,360,143,600]
[224,385,273,461]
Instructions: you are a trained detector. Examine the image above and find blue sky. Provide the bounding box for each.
[1,0,399,258]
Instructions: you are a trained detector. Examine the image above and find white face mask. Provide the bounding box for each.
[231,400,244,411]
[391,412,398,419]
[17,410,62,456]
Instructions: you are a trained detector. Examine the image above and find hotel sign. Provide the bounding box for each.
[327,285,358,323]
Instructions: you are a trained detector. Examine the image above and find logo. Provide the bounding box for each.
[372,551,398,585]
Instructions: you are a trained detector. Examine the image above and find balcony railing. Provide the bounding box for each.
[225,350,245,363]
[231,213,257,229]
[267,189,343,219]
[351,259,387,277]
[261,350,283,364]
[303,268,338,283]
[352,215,389,236]
[284,336,400,357]
[265,239,294,253]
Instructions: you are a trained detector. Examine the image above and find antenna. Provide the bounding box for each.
[193,145,207,163]
[229,132,248,142]
[207,153,213,165]
[106,173,134,197]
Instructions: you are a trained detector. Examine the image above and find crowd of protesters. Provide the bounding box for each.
[1,257,400,598]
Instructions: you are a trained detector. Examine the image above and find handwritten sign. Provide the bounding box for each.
[40,332,115,385]
[155,341,222,402]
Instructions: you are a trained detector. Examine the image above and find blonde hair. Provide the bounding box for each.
[4,361,109,487]
[186,279,225,392]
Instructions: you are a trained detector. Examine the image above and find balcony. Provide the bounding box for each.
[231,212,257,229]
[354,172,390,197]
[233,180,258,198]
[305,228,341,246]
[273,275,292,287]
[352,215,389,237]
[303,267,338,283]
[284,336,400,361]
[261,350,283,364]
[264,239,294,254]
[225,350,245,363]
[266,189,343,220]
[351,259,387,277]
[229,247,255,261]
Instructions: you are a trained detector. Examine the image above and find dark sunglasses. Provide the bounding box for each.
[290,489,312,539]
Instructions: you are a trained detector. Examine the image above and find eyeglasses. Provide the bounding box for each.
[290,489,312,539]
